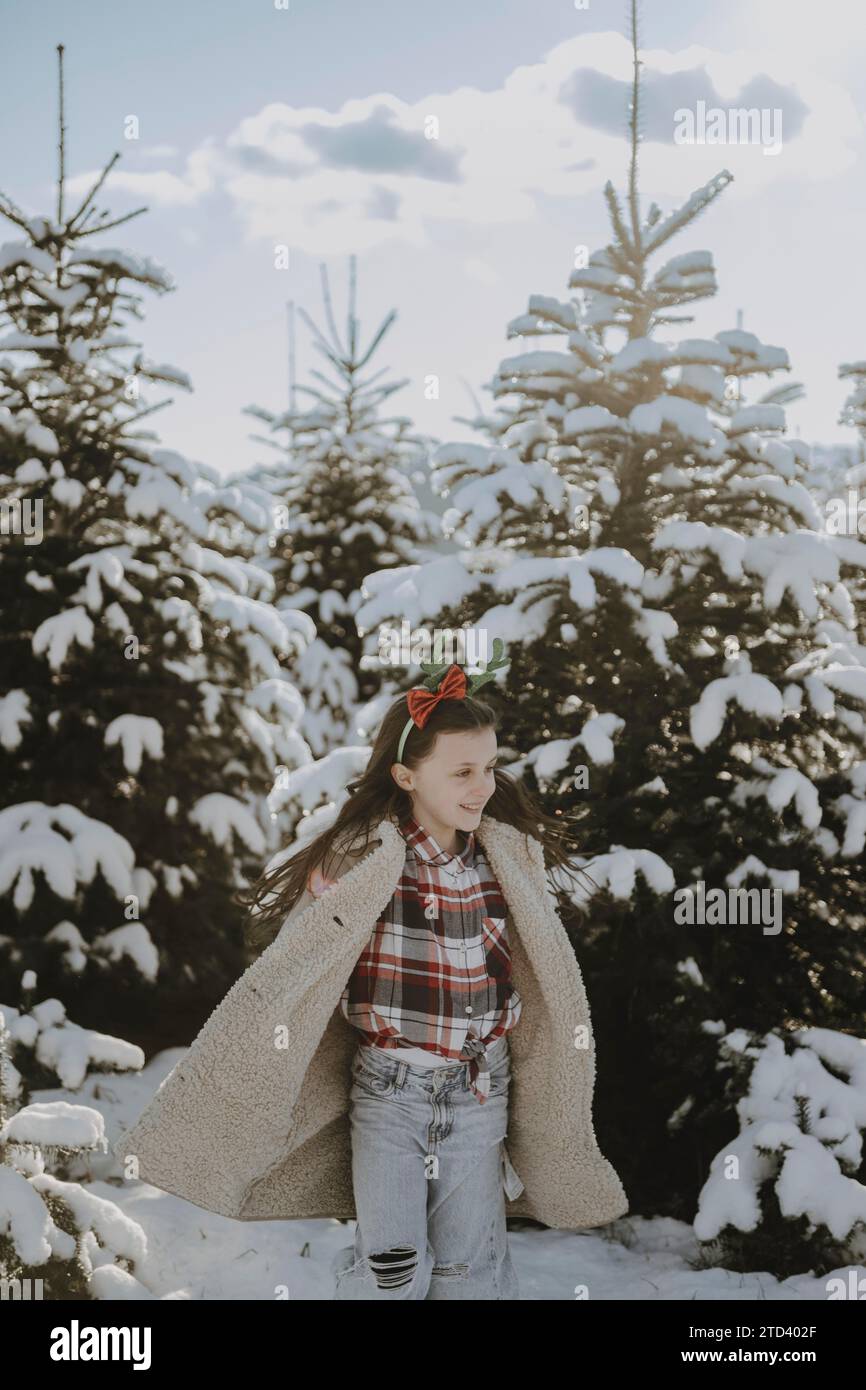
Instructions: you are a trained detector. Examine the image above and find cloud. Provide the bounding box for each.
[65,169,199,207]
[296,104,463,179]
[139,144,181,160]
[78,30,861,255]
[363,184,402,221]
[559,66,809,142]
[64,140,220,208]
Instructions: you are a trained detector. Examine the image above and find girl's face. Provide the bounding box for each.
[391,726,498,849]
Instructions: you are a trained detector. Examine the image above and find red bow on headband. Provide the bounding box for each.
[406,663,468,730]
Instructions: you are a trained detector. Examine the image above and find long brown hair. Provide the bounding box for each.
[237,688,590,955]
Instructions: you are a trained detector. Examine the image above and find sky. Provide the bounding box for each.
[2,0,865,477]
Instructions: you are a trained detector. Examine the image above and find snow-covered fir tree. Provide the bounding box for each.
[0,49,311,1049]
[240,255,438,762]
[689,1022,866,1277]
[821,360,866,660]
[354,3,866,1264]
[0,978,154,1299]
[805,442,861,513]
[839,360,866,453]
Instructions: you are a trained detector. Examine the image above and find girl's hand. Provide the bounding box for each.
[308,864,339,898]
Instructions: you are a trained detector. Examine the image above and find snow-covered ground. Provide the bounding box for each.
[41,1048,865,1301]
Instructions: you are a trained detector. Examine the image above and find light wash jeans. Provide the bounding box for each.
[331,1031,524,1300]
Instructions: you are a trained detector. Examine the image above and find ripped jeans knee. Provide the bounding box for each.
[368,1245,417,1290]
[337,1242,470,1296]
[332,1240,424,1298]
[431,1260,470,1280]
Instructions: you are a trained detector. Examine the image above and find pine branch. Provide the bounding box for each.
[247,431,292,453]
[306,361,350,397]
[284,382,335,406]
[242,403,280,424]
[348,252,358,360]
[354,309,397,371]
[113,396,174,427]
[287,298,296,414]
[626,0,643,255]
[318,261,344,357]
[81,206,150,235]
[56,44,66,226]
[0,193,33,232]
[757,382,804,407]
[295,303,348,375]
[603,182,637,263]
[356,376,409,404]
[644,170,734,256]
[459,375,485,417]
[351,363,391,393]
[68,151,121,231]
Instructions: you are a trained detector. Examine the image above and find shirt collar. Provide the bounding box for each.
[399,814,475,870]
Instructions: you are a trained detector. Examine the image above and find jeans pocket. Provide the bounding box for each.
[351,1049,398,1099]
[486,1049,512,1098]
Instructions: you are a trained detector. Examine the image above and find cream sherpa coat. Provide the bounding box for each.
[114,814,628,1230]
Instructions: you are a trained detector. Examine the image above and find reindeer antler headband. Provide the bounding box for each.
[396,636,509,764]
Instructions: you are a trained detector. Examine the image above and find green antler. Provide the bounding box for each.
[395,635,509,763]
[415,631,452,690]
[466,637,509,694]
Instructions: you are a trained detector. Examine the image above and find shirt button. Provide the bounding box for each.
[465,1006,473,1014]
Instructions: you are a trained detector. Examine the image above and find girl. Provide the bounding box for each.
[239,658,610,1300]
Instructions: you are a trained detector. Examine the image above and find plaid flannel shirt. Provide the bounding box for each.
[308,814,522,1103]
